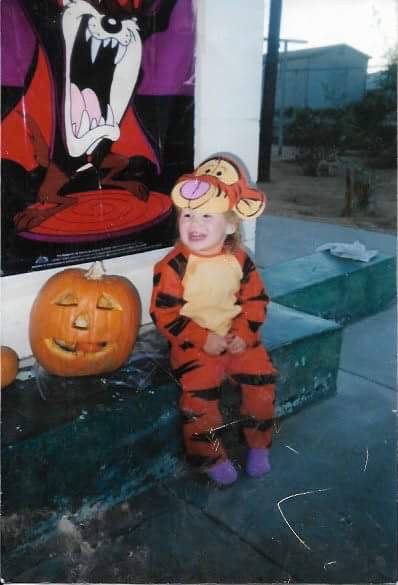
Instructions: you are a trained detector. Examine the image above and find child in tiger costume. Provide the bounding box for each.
[150,155,276,486]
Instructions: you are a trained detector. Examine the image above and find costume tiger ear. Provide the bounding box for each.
[233,186,266,219]
[171,155,267,219]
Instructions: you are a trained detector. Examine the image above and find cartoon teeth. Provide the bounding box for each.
[90,37,102,63]
[75,111,113,138]
[87,109,113,134]
[63,2,140,157]
[71,82,116,139]
[85,27,130,65]
[106,104,114,126]
[78,110,90,137]
[114,44,127,65]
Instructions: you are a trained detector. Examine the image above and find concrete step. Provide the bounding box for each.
[261,251,396,324]
[264,302,342,417]
[2,306,342,560]
[2,352,182,555]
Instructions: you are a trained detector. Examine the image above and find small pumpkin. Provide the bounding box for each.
[1,346,19,389]
[29,262,141,377]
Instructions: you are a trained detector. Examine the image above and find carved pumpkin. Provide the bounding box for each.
[1,346,19,389]
[29,262,141,377]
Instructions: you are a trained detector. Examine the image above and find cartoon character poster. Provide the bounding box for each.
[1,0,195,275]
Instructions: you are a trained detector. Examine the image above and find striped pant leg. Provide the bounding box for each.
[171,347,227,468]
[227,344,277,449]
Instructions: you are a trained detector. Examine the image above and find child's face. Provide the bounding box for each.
[178,209,235,256]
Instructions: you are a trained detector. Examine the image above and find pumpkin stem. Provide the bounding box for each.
[85,261,106,281]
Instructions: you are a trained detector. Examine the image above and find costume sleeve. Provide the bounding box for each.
[150,259,209,350]
[230,253,270,346]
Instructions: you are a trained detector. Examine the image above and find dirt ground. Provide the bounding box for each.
[258,154,397,234]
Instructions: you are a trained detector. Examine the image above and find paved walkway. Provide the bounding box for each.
[256,214,396,267]
[11,217,397,584]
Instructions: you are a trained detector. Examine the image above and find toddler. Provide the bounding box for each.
[150,155,276,486]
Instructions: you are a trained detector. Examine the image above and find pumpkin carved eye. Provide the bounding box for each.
[54,291,78,306]
[97,293,122,311]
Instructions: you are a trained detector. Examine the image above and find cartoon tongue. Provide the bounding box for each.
[71,84,102,136]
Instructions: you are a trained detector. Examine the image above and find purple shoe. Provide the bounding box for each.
[206,459,238,486]
[246,448,271,478]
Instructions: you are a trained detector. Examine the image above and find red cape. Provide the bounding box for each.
[1,45,159,171]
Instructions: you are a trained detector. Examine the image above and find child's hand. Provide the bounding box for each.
[204,332,228,355]
[226,334,247,354]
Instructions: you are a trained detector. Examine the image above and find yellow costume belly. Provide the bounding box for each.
[180,253,243,336]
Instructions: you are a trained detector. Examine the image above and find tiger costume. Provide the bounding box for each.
[150,242,276,470]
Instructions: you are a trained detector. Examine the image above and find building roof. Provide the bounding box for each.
[264,43,370,61]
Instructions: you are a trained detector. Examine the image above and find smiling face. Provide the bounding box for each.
[178,209,236,256]
[29,268,141,376]
[61,0,142,157]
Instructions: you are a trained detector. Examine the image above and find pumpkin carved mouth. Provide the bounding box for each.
[47,338,111,356]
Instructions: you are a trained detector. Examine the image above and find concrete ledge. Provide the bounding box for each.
[2,307,342,557]
[264,302,342,416]
[2,364,181,554]
[261,252,396,324]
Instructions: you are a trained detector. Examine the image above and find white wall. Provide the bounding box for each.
[1,0,265,359]
[194,0,265,249]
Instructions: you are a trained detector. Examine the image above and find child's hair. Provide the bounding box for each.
[223,210,242,252]
[175,209,242,252]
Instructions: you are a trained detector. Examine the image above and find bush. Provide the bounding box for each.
[284,109,346,175]
[285,66,397,172]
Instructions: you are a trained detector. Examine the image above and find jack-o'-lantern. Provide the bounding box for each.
[1,346,19,389]
[29,262,141,377]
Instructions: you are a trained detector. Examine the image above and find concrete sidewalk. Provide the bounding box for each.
[256,215,396,267]
[10,217,397,584]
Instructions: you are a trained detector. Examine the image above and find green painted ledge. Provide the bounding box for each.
[261,252,396,324]
[264,302,342,417]
[2,305,342,559]
[2,366,182,561]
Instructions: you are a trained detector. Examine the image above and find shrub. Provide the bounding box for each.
[285,67,396,172]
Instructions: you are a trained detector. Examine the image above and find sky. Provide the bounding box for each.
[264,0,398,72]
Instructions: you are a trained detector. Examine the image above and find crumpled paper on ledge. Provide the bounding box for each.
[316,240,378,262]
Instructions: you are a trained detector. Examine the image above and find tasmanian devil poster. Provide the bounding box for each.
[1,0,195,275]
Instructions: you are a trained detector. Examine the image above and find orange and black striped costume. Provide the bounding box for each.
[150,243,276,469]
